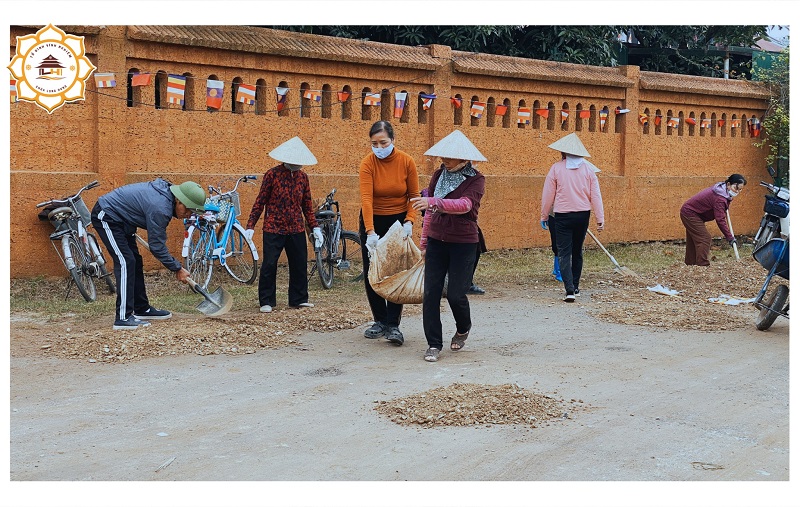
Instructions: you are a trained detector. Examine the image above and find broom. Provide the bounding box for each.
[586,230,640,278]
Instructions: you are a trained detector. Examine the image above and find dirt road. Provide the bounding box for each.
[8,282,791,505]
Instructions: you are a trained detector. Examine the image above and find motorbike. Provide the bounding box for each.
[752,166,789,251]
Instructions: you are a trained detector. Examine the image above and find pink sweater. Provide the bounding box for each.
[540,159,604,223]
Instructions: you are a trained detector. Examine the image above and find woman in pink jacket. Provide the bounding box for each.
[540,133,604,303]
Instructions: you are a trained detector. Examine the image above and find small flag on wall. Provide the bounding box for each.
[236,83,256,105]
[599,110,608,129]
[337,90,351,102]
[276,87,289,111]
[535,108,549,118]
[10,78,17,103]
[206,79,224,109]
[654,116,662,126]
[579,110,591,119]
[700,118,711,129]
[639,113,648,125]
[666,117,679,128]
[167,74,186,105]
[717,119,725,127]
[363,92,381,106]
[131,73,151,87]
[749,118,761,136]
[517,107,531,124]
[615,107,630,114]
[470,101,485,118]
[495,104,508,116]
[303,89,322,102]
[731,119,741,128]
[450,97,462,108]
[94,72,116,88]
[561,109,569,123]
[420,93,436,110]
[685,117,697,126]
[393,92,407,118]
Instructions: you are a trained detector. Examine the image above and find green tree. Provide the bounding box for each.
[271,25,772,78]
[753,46,790,186]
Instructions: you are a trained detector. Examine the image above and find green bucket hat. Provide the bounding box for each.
[170,181,207,210]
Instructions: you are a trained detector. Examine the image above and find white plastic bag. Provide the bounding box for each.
[367,221,424,304]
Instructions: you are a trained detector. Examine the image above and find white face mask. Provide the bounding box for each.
[372,143,394,159]
[284,163,302,171]
[729,189,739,198]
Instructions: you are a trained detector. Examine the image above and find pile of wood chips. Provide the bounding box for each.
[374,382,584,428]
[587,255,775,331]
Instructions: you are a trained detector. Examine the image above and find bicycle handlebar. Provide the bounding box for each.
[208,174,258,196]
[36,180,100,207]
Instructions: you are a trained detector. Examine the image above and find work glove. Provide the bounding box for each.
[366,233,380,249]
[540,220,548,230]
[729,238,737,247]
[312,227,324,249]
[244,229,255,242]
[403,221,413,238]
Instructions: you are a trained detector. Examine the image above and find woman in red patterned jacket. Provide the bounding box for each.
[245,137,323,313]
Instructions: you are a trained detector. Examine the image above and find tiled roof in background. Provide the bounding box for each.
[127,25,441,70]
[640,71,770,99]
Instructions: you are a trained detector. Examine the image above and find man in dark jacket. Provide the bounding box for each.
[91,178,206,330]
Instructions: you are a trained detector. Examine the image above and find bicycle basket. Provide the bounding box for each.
[206,192,240,223]
[71,197,92,225]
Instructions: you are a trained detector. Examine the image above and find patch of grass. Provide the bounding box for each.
[11,240,750,319]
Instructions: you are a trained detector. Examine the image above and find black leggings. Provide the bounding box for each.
[554,211,590,294]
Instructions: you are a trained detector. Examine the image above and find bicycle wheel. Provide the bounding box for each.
[223,223,258,284]
[184,226,214,290]
[63,233,97,302]
[87,233,116,294]
[316,223,335,289]
[338,231,364,283]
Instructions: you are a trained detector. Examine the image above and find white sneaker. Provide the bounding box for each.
[260,305,272,313]
[292,302,314,308]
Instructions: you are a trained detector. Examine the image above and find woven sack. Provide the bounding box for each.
[367,221,424,304]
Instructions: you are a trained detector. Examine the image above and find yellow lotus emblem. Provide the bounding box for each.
[7,24,96,114]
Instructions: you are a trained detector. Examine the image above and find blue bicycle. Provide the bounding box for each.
[182,175,259,290]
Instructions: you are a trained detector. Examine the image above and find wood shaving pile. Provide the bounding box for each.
[374,383,585,428]
[587,255,778,331]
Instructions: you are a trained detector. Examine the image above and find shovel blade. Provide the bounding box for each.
[195,286,233,317]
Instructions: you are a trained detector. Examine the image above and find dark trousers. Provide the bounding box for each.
[91,203,150,321]
[680,211,711,266]
[554,211,590,294]
[423,238,476,350]
[359,211,407,327]
[259,232,309,307]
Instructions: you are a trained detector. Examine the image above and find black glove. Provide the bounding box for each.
[729,238,738,247]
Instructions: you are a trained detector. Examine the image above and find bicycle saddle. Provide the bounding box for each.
[204,202,222,213]
[315,210,335,219]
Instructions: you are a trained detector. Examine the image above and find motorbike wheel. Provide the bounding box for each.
[755,284,789,331]
[754,221,779,251]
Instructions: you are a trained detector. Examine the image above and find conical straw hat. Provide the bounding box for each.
[548,132,591,158]
[269,136,318,165]
[424,130,488,162]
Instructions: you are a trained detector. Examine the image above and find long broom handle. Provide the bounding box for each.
[726,210,740,260]
[586,229,622,269]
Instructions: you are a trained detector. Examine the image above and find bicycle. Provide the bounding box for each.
[182,175,260,290]
[36,180,116,302]
[308,188,363,289]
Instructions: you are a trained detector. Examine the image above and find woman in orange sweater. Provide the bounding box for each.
[359,121,420,346]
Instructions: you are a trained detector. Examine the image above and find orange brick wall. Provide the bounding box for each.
[10,26,771,277]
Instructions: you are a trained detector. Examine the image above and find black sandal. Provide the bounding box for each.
[450,330,469,351]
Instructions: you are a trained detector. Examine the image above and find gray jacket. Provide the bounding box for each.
[97,178,183,271]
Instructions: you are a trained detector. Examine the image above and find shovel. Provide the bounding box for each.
[186,277,233,317]
[134,234,233,316]
[586,229,640,278]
